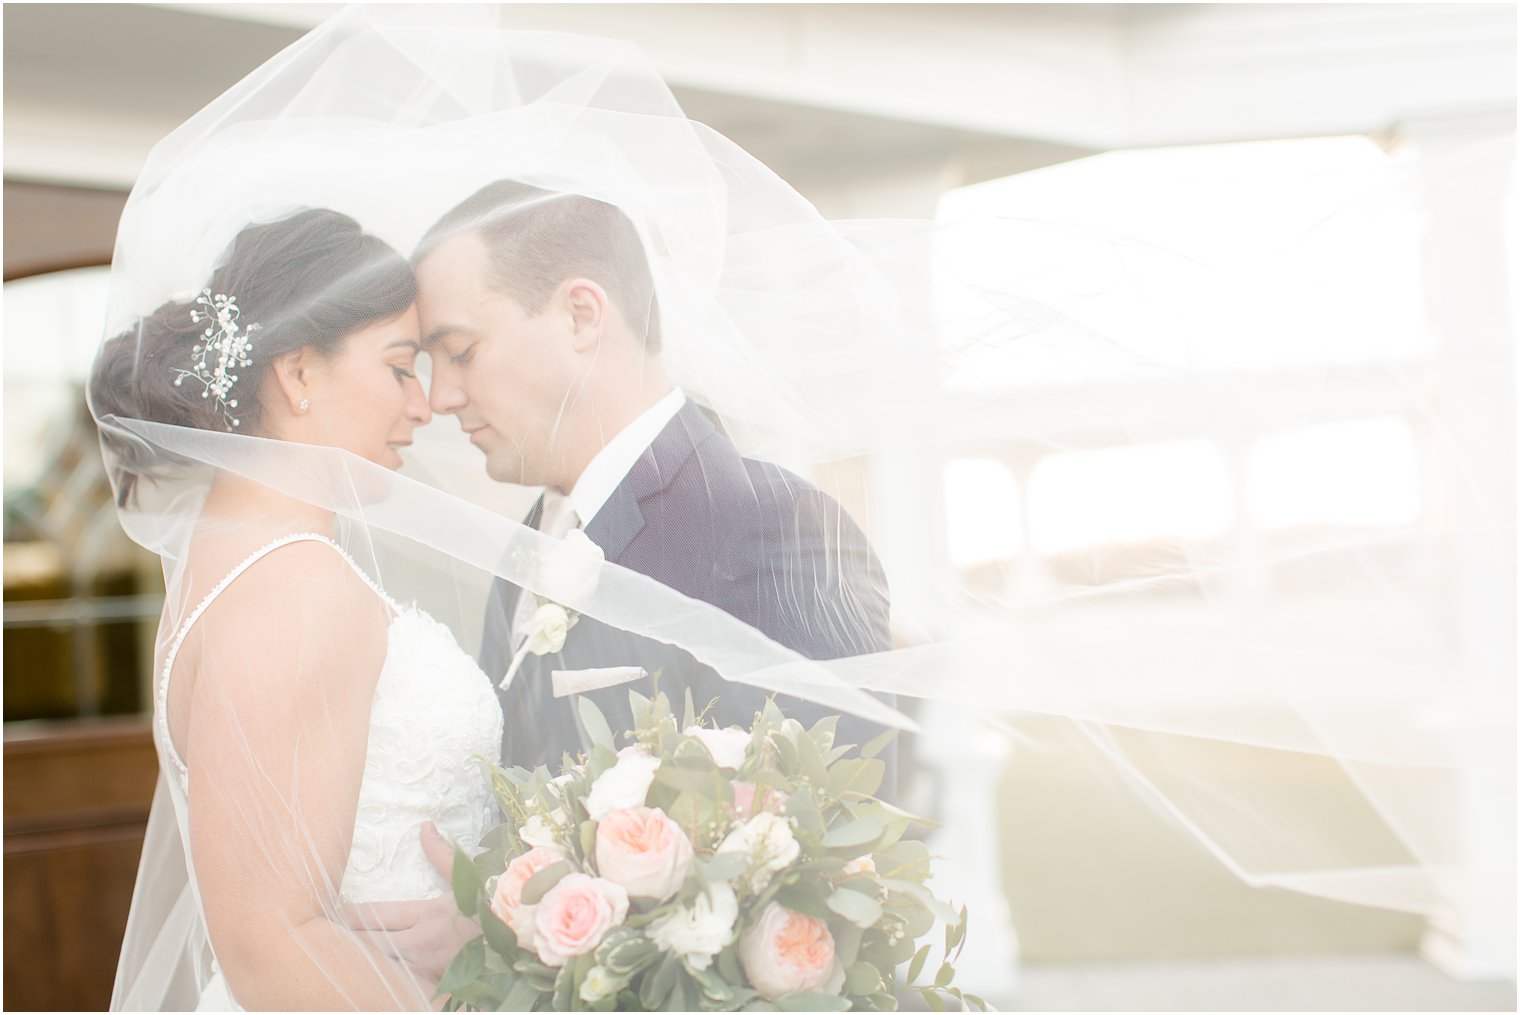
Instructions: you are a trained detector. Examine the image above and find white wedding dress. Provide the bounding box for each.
[147,533,504,1011]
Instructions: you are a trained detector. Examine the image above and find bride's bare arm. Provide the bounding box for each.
[183,543,433,1010]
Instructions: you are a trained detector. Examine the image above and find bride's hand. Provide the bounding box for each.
[343,822,481,983]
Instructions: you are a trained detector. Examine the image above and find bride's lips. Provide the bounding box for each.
[465,425,490,445]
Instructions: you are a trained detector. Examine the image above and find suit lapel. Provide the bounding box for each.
[583,401,717,562]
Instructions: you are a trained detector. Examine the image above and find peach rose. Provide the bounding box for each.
[842,855,876,877]
[489,845,567,951]
[738,902,846,999]
[532,873,629,967]
[594,806,694,900]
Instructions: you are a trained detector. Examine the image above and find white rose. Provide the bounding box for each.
[716,812,800,889]
[539,528,604,606]
[524,602,573,655]
[585,750,660,821]
[521,812,564,849]
[645,881,739,971]
[683,725,752,770]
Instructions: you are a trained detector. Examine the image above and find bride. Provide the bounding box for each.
[92,208,500,1010]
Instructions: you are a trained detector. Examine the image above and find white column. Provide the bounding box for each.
[1400,111,1517,982]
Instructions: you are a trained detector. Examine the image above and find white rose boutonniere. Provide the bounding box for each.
[499,529,606,690]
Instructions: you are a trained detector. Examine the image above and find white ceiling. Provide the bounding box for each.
[3,3,1514,200]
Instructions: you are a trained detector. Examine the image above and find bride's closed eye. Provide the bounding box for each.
[391,365,418,382]
[449,345,475,367]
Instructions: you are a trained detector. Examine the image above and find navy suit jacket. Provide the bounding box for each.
[482,401,895,788]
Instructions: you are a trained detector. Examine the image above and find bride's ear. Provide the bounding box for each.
[563,278,607,352]
[269,348,317,416]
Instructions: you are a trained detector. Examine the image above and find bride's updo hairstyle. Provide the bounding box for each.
[91,208,416,504]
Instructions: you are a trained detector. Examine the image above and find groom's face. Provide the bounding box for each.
[417,233,578,487]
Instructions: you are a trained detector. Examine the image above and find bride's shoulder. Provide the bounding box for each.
[188,534,392,657]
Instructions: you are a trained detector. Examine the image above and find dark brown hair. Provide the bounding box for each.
[89,208,416,505]
[414,180,661,351]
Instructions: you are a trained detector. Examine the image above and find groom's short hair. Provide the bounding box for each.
[416,181,661,352]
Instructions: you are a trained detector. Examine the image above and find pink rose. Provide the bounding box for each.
[594,806,694,900]
[730,780,789,818]
[684,725,752,770]
[739,902,846,999]
[532,873,629,967]
[490,846,567,950]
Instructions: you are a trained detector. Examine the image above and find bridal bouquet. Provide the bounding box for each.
[441,691,984,1012]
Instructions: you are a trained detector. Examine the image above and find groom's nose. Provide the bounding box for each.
[428,362,466,417]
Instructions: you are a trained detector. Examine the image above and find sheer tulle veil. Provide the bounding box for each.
[93,5,1513,1008]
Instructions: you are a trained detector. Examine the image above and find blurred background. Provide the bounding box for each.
[3,3,1515,1011]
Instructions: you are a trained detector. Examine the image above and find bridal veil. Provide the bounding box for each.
[93,5,1513,1008]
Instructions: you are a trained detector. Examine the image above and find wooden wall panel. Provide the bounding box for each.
[4,717,157,1012]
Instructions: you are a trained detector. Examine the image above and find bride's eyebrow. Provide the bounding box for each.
[386,339,421,352]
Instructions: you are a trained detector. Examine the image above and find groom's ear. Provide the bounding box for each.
[562,278,607,353]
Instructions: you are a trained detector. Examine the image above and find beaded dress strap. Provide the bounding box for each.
[157,533,398,787]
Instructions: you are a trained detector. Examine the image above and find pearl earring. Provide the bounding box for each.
[298,398,309,413]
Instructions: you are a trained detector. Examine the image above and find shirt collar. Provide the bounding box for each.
[565,388,686,526]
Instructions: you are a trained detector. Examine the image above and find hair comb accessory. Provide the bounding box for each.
[172,288,259,429]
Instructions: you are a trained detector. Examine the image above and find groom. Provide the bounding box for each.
[347,181,895,979]
[413,179,895,771]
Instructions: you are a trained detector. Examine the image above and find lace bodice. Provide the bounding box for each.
[158,534,504,905]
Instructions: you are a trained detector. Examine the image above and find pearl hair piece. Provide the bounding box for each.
[171,288,259,430]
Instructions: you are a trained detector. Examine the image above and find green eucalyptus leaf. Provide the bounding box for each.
[844,960,885,995]
[898,902,935,940]
[669,967,695,1012]
[577,696,615,751]
[656,764,719,794]
[821,817,884,850]
[835,921,864,968]
[436,936,485,994]
[807,714,839,751]
[860,728,899,760]
[920,986,948,1012]
[907,943,931,985]
[520,859,571,906]
[640,952,679,1010]
[775,991,851,1011]
[703,850,751,883]
[828,758,886,799]
[479,905,517,957]
[771,731,800,778]
[827,887,884,928]
[794,724,830,786]
[499,975,540,1011]
[718,945,744,986]
[774,880,835,921]
[934,962,955,988]
[580,819,598,863]
[451,847,483,918]
[629,689,652,728]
